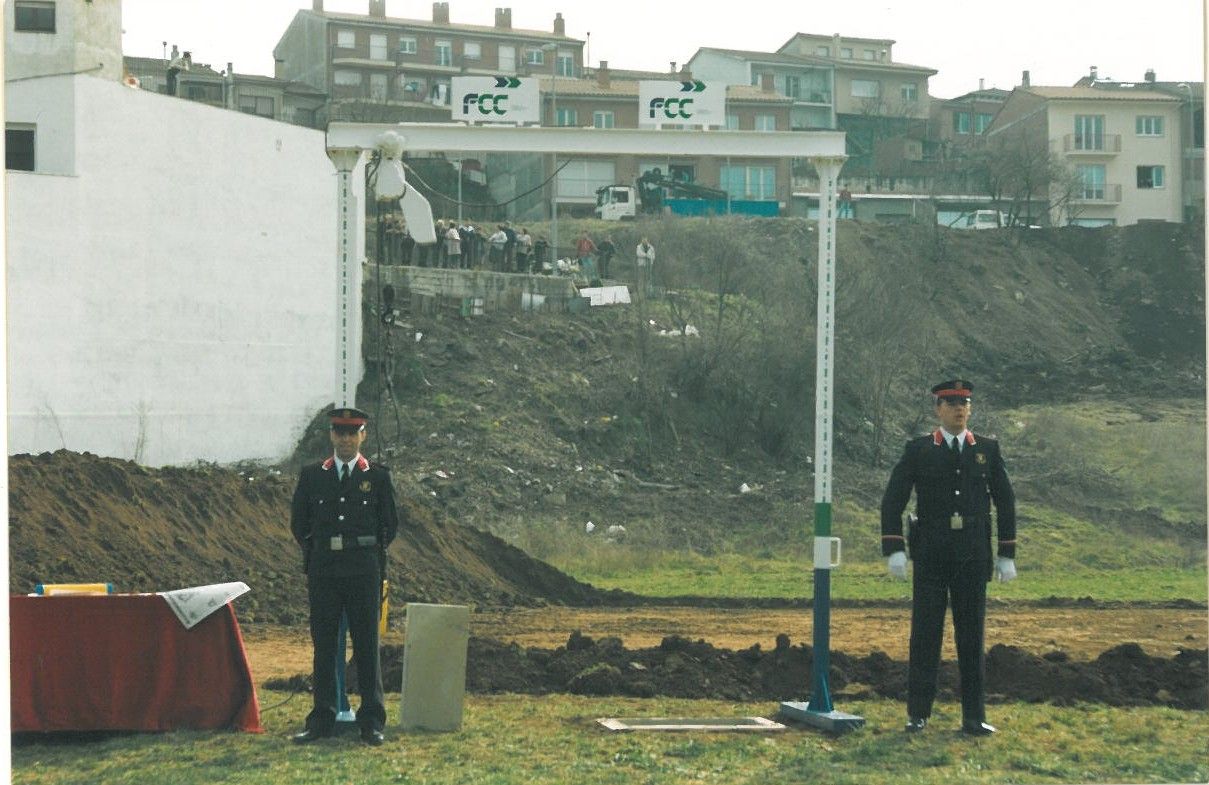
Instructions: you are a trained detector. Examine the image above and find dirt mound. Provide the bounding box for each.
[7,450,618,622]
[295,633,1205,709]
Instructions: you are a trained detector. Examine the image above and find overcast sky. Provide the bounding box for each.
[120,0,1205,99]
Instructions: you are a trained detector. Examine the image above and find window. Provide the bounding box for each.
[14,1,54,32]
[1136,115,1164,136]
[369,73,387,100]
[336,29,355,48]
[815,45,830,57]
[555,107,577,127]
[975,112,994,134]
[370,34,387,60]
[334,70,362,86]
[784,75,802,98]
[435,40,452,66]
[1137,165,1165,188]
[851,79,879,98]
[755,114,777,131]
[862,49,877,60]
[294,107,317,128]
[1074,114,1105,150]
[668,164,696,183]
[901,82,918,102]
[840,47,853,58]
[721,165,776,199]
[1076,164,1106,199]
[557,51,575,77]
[953,111,971,134]
[725,114,739,130]
[498,44,516,73]
[6,125,35,171]
[593,111,614,129]
[526,48,544,65]
[463,41,481,60]
[238,95,275,117]
[398,37,417,54]
[186,84,222,102]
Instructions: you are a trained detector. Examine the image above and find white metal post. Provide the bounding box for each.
[327,147,363,410]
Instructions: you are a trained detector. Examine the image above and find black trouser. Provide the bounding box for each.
[908,556,987,723]
[305,570,385,732]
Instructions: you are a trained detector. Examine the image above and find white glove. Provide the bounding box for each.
[887,551,908,580]
[995,557,1017,582]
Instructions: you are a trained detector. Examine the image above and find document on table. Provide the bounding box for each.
[158,582,250,629]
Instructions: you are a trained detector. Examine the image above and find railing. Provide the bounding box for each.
[1063,133,1122,153]
[1070,183,1122,203]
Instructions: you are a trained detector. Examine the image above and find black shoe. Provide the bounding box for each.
[961,721,997,736]
[292,728,330,744]
[360,727,385,747]
[905,717,928,733]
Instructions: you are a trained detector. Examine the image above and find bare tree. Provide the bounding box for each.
[961,129,1084,226]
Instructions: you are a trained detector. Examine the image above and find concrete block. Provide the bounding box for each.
[400,603,470,732]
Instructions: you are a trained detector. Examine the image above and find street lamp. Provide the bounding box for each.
[543,43,559,268]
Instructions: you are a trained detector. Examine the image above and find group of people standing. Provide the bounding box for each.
[383,217,540,272]
[382,216,659,294]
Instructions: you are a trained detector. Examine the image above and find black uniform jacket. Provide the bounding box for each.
[290,455,400,576]
[880,430,1016,579]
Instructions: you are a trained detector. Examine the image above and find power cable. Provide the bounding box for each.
[402,156,574,212]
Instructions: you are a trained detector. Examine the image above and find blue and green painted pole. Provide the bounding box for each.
[779,156,864,734]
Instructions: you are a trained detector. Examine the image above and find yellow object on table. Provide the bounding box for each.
[34,583,113,595]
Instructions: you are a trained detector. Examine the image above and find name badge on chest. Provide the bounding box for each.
[949,514,963,530]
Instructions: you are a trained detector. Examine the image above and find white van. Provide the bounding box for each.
[964,210,1006,230]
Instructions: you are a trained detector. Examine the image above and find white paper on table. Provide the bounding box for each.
[158,582,250,629]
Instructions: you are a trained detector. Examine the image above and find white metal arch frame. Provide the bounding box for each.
[324,122,857,732]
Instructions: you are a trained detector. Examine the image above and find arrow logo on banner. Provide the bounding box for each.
[494,76,522,88]
[680,80,706,92]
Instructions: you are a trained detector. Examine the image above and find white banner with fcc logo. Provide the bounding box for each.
[638,80,724,128]
[451,76,539,125]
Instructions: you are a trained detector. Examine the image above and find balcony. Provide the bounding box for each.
[1069,183,1122,203]
[1063,133,1121,155]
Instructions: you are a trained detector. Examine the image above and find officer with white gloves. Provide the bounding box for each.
[880,379,1017,737]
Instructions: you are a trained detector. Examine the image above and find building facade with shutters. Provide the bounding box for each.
[988,85,1186,226]
[272,0,582,124]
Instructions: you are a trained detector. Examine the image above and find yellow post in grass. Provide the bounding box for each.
[379,580,389,636]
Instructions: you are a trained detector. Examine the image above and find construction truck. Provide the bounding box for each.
[595,168,780,220]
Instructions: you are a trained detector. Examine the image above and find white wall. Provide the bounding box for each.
[6,75,350,465]
[4,0,123,82]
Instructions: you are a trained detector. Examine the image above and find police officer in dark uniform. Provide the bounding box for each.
[291,407,399,746]
[880,380,1017,736]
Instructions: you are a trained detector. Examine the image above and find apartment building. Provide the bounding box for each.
[689,33,937,189]
[988,84,1185,226]
[930,85,1011,155]
[272,0,582,124]
[686,48,835,130]
[123,50,327,127]
[1074,68,1204,223]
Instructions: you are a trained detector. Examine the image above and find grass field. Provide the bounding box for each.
[13,693,1208,785]
[550,549,1208,604]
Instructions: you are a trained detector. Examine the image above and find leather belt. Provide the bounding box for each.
[327,535,378,551]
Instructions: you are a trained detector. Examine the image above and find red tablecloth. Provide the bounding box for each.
[10,594,262,733]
